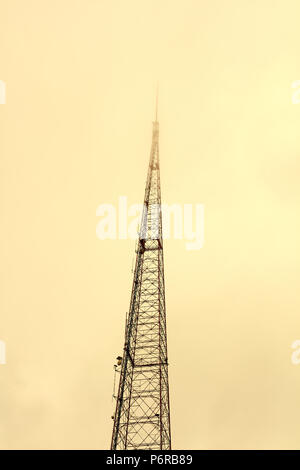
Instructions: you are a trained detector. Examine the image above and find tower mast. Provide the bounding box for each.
[111,97,171,450]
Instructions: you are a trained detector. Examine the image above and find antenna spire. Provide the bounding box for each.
[155,82,159,122]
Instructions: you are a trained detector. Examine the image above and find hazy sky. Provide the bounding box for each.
[1,0,300,449]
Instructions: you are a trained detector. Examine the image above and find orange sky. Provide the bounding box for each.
[1,0,300,449]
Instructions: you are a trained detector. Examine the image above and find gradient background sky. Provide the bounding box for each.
[1,0,300,449]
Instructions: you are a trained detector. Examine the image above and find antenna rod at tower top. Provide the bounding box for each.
[155,83,159,122]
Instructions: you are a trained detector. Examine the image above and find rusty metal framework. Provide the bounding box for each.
[110,114,171,450]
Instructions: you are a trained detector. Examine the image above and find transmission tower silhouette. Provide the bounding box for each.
[110,94,171,450]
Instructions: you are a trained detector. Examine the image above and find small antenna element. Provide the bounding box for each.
[155,82,159,122]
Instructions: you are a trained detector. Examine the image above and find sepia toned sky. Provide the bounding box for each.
[1,0,300,449]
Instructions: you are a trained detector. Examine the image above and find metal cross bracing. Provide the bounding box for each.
[110,113,171,450]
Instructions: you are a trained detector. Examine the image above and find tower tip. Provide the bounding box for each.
[155,82,159,122]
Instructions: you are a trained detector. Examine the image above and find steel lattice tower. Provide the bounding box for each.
[111,101,171,450]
